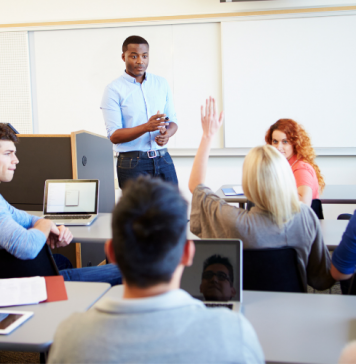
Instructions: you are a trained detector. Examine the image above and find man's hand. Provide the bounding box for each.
[145,111,168,132]
[33,219,57,237]
[47,225,73,249]
[155,127,170,146]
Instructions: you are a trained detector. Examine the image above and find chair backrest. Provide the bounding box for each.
[243,247,305,293]
[311,199,324,219]
[347,274,356,295]
[0,244,59,279]
[337,213,352,221]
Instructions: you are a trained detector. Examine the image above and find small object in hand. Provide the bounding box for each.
[164,117,169,120]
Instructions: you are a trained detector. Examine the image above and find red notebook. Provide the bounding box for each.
[43,276,68,302]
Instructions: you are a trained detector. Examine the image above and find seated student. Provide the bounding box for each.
[0,123,121,285]
[48,176,264,364]
[330,210,356,293]
[189,97,334,292]
[200,254,236,301]
[265,119,325,206]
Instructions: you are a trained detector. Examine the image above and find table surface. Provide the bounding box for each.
[0,281,110,352]
[101,285,356,364]
[217,184,356,204]
[29,212,347,249]
[29,212,199,243]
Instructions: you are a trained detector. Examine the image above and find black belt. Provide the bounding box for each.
[118,148,168,159]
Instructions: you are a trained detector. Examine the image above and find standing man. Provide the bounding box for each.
[101,35,178,188]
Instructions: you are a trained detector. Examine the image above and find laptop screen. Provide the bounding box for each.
[181,239,242,302]
[43,180,99,214]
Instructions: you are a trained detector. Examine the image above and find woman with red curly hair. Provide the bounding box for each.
[265,119,325,206]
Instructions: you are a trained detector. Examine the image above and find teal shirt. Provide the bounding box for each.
[0,194,46,259]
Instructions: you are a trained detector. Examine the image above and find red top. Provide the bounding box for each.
[288,154,320,199]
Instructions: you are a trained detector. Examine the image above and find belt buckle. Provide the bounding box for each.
[147,150,157,158]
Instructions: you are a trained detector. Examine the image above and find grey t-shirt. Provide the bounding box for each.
[48,289,264,364]
[190,185,334,291]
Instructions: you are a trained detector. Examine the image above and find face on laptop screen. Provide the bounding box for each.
[181,241,242,302]
[45,181,97,214]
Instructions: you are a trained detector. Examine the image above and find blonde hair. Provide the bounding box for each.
[242,145,300,227]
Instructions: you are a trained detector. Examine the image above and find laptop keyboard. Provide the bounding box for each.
[44,215,92,220]
[205,303,234,310]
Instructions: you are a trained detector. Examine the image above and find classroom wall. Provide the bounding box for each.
[1,0,356,25]
[2,0,355,218]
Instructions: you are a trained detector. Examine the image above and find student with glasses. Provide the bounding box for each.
[200,254,236,301]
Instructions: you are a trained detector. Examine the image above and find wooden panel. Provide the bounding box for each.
[1,6,356,29]
[75,243,82,269]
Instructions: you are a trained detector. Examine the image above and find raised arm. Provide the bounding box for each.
[188,97,224,193]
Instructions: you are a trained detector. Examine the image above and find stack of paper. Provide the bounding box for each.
[232,186,244,195]
[0,277,47,307]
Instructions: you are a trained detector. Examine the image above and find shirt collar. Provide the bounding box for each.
[288,154,298,166]
[122,70,149,84]
[94,289,204,314]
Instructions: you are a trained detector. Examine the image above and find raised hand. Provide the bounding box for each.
[201,97,224,139]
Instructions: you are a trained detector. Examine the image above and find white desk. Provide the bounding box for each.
[320,219,348,250]
[29,212,199,243]
[321,185,356,204]
[101,285,356,364]
[217,184,356,206]
[29,212,346,249]
[215,185,247,208]
[0,282,110,352]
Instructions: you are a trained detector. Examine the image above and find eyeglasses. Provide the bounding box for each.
[202,271,231,282]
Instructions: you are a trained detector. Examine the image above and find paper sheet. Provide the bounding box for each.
[0,277,47,307]
[232,186,244,195]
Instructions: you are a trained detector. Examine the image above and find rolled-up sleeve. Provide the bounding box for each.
[101,86,123,139]
[190,184,245,239]
[332,210,356,275]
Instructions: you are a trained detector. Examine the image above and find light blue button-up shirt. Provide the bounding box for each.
[101,72,178,153]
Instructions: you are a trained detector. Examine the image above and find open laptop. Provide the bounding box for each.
[181,239,242,312]
[42,179,99,226]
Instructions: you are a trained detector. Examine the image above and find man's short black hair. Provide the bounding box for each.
[202,254,234,285]
[122,36,149,53]
[0,123,18,143]
[112,176,188,288]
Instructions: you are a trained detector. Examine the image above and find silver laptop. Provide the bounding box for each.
[181,239,242,312]
[42,179,99,226]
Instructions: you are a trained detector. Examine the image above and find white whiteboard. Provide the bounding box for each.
[31,23,223,149]
[222,15,356,148]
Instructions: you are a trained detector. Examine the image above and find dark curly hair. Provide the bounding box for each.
[265,119,325,192]
[0,124,18,143]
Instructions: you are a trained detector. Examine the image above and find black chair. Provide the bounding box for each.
[0,244,59,279]
[311,199,324,219]
[346,273,356,295]
[337,213,352,221]
[243,247,305,293]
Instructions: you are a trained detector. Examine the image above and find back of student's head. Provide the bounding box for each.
[0,123,18,143]
[242,145,300,227]
[111,176,188,288]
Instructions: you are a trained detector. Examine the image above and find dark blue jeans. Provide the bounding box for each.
[117,150,178,188]
[54,254,122,286]
[60,264,122,286]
